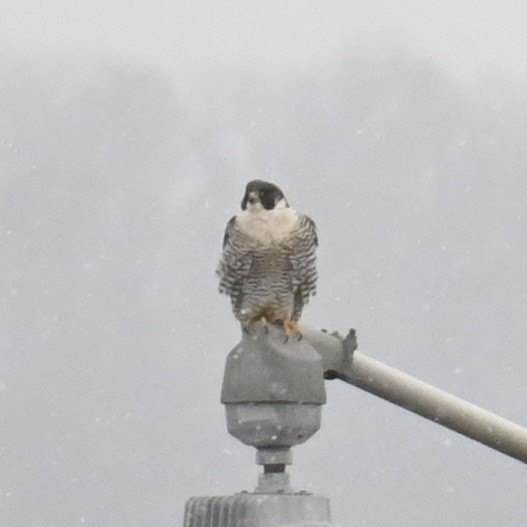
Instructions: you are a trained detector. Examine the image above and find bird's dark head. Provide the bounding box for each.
[241,180,289,211]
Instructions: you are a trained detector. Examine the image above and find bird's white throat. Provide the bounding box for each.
[237,206,298,242]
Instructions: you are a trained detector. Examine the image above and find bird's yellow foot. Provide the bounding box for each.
[282,320,302,343]
[260,316,269,333]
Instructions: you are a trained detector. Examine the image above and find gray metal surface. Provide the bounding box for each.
[303,327,527,464]
[225,403,322,449]
[186,323,335,527]
[346,351,527,463]
[184,493,331,527]
[221,324,326,404]
[222,324,326,459]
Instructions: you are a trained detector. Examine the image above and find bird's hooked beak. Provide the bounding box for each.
[248,191,259,205]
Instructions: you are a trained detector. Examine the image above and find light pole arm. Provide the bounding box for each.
[302,327,527,464]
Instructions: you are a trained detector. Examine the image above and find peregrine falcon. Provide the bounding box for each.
[216,180,318,335]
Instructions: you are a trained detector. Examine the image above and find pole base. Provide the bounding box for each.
[184,493,331,527]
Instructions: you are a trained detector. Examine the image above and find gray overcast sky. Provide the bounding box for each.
[3,0,527,82]
[3,3,527,526]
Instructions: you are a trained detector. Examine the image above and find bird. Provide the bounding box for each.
[216,179,318,337]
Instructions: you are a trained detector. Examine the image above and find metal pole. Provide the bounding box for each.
[303,328,527,464]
